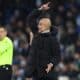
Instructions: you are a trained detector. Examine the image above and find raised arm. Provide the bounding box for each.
[26,2,51,28]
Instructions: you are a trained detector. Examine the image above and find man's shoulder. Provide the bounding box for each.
[49,36,59,45]
[5,37,13,44]
[49,35,57,41]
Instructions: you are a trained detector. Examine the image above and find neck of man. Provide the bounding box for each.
[0,37,5,41]
[41,29,50,33]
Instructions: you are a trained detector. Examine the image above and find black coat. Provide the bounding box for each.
[27,32,60,78]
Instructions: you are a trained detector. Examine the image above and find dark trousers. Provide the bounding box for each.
[33,72,58,80]
[34,77,54,80]
[0,65,12,80]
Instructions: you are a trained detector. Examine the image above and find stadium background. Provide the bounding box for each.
[0,0,80,80]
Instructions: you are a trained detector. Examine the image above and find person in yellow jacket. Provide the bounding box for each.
[0,26,13,80]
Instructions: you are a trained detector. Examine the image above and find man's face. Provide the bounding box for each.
[0,28,7,40]
[38,18,51,33]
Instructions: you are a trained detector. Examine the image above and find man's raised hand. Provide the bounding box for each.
[39,2,51,11]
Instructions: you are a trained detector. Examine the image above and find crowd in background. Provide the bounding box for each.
[0,0,80,80]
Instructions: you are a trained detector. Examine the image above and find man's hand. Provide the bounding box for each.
[45,63,53,73]
[39,2,51,11]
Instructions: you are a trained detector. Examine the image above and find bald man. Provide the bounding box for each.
[38,18,51,33]
[26,17,60,80]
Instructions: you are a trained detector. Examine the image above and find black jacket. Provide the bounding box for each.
[26,32,60,78]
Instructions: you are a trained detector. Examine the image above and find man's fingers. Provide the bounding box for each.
[39,2,51,10]
[42,2,50,7]
[46,2,51,6]
[45,68,49,73]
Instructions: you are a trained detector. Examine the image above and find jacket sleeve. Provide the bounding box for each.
[25,38,37,77]
[50,37,61,66]
[26,9,42,27]
[26,9,50,28]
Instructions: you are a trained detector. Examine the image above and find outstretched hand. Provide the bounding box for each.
[39,2,51,11]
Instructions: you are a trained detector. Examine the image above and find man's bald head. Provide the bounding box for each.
[38,18,52,32]
[39,18,52,27]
